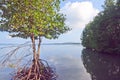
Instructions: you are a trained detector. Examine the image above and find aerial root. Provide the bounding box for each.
[12,59,57,80]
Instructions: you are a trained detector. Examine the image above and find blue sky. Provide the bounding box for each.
[0,0,105,44]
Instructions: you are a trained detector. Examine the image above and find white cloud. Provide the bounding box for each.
[61,1,99,29]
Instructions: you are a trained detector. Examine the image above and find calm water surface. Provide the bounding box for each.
[41,45,91,80]
[0,44,120,80]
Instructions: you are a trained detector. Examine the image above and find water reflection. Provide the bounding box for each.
[82,49,120,80]
[41,45,91,80]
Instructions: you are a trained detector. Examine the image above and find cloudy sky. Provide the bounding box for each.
[0,0,105,44]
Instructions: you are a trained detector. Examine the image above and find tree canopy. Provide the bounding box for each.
[0,0,69,39]
[82,0,120,54]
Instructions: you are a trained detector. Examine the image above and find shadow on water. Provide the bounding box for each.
[81,49,120,80]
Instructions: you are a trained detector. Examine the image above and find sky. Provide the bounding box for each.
[0,0,105,44]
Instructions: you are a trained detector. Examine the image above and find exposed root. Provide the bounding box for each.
[12,59,57,80]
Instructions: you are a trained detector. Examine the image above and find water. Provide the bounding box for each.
[0,44,120,80]
[40,45,91,80]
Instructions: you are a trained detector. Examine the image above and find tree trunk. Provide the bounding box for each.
[31,35,41,61]
[14,35,55,80]
[30,34,37,61]
[37,36,41,59]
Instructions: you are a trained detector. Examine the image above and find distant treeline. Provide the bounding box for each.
[0,43,81,45]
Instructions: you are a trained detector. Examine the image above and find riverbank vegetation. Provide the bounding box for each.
[82,0,120,54]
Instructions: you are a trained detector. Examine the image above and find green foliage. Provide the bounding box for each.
[103,0,115,9]
[0,0,69,39]
[82,0,120,54]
